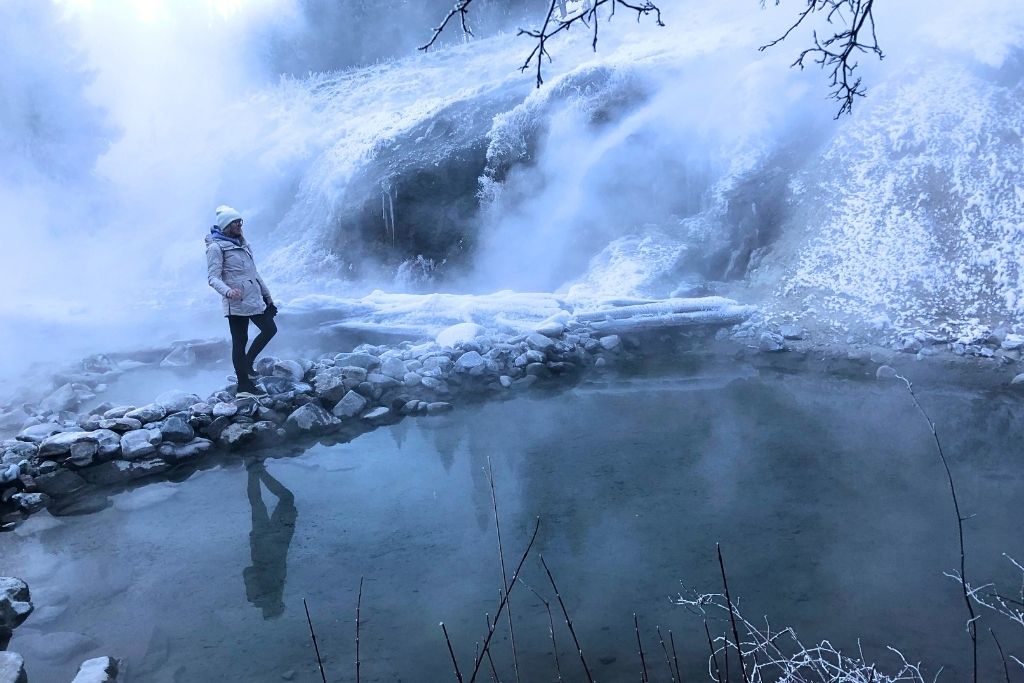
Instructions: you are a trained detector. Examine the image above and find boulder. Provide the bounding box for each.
[1011,373,1024,386]
[13,492,48,513]
[331,391,367,419]
[285,404,341,435]
[92,429,121,459]
[33,470,87,497]
[71,656,121,683]
[120,429,161,460]
[190,402,213,416]
[101,406,134,420]
[426,402,453,415]
[68,441,99,468]
[0,577,33,635]
[17,423,62,443]
[82,354,118,374]
[333,352,378,370]
[314,376,347,403]
[341,366,368,381]
[420,377,448,393]
[3,442,37,461]
[403,372,422,388]
[39,383,80,414]
[454,351,485,372]
[211,402,239,418]
[158,438,213,464]
[379,357,407,379]
[362,406,391,423]
[436,322,486,348]
[154,390,200,413]
[526,333,556,351]
[218,423,255,449]
[0,651,26,683]
[159,415,194,444]
[81,459,168,485]
[598,334,621,351]
[96,418,141,434]
[38,431,97,458]
[124,404,166,424]
[273,360,305,383]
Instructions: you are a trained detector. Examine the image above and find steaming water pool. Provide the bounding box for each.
[3,370,1024,681]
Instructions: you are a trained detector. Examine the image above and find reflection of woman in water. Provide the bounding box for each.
[243,462,297,619]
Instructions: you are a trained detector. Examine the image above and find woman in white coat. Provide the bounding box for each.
[206,205,277,396]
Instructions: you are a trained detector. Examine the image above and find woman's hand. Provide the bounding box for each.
[227,288,242,300]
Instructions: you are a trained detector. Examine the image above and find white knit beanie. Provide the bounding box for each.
[215,205,243,231]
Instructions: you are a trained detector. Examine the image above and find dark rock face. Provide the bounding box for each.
[0,577,33,637]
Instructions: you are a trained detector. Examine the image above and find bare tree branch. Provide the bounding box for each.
[422,0,664,88]
[760,0,884,117]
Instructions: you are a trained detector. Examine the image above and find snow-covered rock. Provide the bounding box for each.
[120,429,161,460]
[285,404,340,435]
[124,404,166,424]
[38,383,79,414]
[331,391,367,419]
[0,577,33,635]
[154,390,200,413]
[436,323,486,348]
[71,656,121,683]
[0,651,26,683]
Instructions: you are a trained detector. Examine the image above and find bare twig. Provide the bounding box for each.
[759,0,884,117]
[356,576,364,683]
[484,614,500,683]
[635,613,650,682]
[522,581,563,681]
[468,517,542,683]
[486,457,521,683]
[657,625,678,683]
[704,619,723,683]
[303,598,328,683]
[423,0,663,88]
[442,622,465,683]
[669,628,683,682]
[989,628,1010,683]
[541,554,596,683]
[717,543,750,682]
[896,374,978,683]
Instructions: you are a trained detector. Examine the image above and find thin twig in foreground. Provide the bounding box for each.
[356,576,364,683]
[468,517,542,683]
[487,457,521,683]
[704,619,723,683]
[989,628,1010,683]
[896,374,978,683]
[541,554,596,683]
[717,543,749,682]
[669,628,683,682]
[657,625,678,683]
[303,598,328,683]
[635,613,649,682]
[441,622,465,683]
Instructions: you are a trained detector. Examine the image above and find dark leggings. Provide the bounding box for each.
[228,311,277,381]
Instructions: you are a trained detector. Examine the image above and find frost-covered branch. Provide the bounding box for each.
[675,588,928,682]
[421,0,664,87]
[759,0,883,117]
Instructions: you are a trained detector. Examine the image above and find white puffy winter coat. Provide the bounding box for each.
[205,234,273,317]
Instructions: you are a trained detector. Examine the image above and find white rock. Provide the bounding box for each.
[1011,373,1024,386]
[331,391,367,419]
[0,577,33,634]
[875,365,898,380]
[212,402,239,418]
[455,351,485,370]
[124,404,166,424]
[71,656,121,682]
[436,323,486,348]
[380,357,407,379]
[120,429,161,460]
[598,335,621,351]
[0,651,26,683]
[154,390,200,413]
[39,384,79,414]
[362,406,390,422]
[273,360,305,383]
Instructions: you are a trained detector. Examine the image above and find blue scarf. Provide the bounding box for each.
[210,226,243,247]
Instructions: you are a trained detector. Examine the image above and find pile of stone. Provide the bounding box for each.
[0,323,631,529]
[1,576,119,683]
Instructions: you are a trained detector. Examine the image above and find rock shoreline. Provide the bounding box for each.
[5,300,1024,530]
[0,321,637,530]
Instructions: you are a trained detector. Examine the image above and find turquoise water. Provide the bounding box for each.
[3,370,1024,681]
